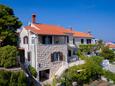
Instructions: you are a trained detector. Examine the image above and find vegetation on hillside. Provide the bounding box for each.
[58,41,115,85]
[100,46,115,62]
[0,4,22,67]
[0,45,19,68]
[0,70,28,86]
[59,56,104,86]
[0,4,32,86]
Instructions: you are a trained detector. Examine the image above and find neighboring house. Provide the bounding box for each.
[19,14,95,81]
[108,44,115,51]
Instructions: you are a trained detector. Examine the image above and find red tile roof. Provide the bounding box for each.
[24,23,93,37]
[73,31,93,38]
[64,29,75,34]
[108,44,115,48]
[25,24,68,35]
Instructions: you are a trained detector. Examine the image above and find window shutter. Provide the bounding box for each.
[51,53,54,62]
[60,52,63,61]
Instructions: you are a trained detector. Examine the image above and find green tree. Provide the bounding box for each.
[0,4,22,46]
[0,45,18,68]
[96,40,105,50]
[100,46,115,61]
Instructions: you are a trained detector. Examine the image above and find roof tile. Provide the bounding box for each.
[24,24,93,37]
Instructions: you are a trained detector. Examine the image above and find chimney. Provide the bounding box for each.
[88,31,92,35]
[32,14,36,23]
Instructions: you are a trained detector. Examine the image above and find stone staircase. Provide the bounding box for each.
[55,60,85,78]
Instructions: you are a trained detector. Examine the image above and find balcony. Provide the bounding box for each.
[38,35,67,45]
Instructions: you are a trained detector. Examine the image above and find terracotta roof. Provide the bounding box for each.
[73,31,93,38]
[108,44,115,48]
[24,23,93,37]
[64,29,75,34]
[25,24,68,35]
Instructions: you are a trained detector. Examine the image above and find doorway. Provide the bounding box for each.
[39,69,50,81]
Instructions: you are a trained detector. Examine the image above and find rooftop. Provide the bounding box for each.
[24,23,93,38]
[108,44,115,48]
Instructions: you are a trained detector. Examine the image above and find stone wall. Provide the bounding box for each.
[37,44,67,78]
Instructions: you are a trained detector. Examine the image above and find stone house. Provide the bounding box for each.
[19,14,95,81]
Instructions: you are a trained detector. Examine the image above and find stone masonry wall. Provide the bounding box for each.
[37,44,67,78]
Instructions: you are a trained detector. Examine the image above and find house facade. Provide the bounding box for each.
[19,14,95,81]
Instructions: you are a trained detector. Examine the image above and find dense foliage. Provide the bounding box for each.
[100,46,115,62]
[0,4,22,46]
[0,70,27,86]
[28,65,37,78]
[103,70,115,83]
[0,4,22,68]
[79,44,97,53]
[60,56,104,85]
[0,45,19,68]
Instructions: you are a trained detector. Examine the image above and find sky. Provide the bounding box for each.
[0,0,115,42]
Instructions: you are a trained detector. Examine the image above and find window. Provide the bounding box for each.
[87,39,91,44]
[31,37,35,44]
[68,50,71,57]
[73,38,75,44]
[81,39,84,44]
[67,36,69,43]
[27,52,31,61]
[23,36,28,44]
[42,36,52,44]
[51,52,63,62]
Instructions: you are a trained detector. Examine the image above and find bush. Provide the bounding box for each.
[100,46,115,62]
[28,65,37,78]
[0,70,28,86]
[103,70,115,83]
[18,71,27,86]
[79,44,97,53]
[0,70,11,86]
[60,56,103,85]
[0,45,18,68]
[87,56,104,65]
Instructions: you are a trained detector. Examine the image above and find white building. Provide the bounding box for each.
[19,14,95,81]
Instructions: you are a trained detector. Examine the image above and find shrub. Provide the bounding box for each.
[79,44,97,53]
[60,56,103,85]
[28,65,37,78]
[100,46,115,62]
[0,70,27,86]
[18,71,27,86]
[103,70,115,83]
[0,45,18,68]
[0,70,11,86]
[87,56,104,65]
